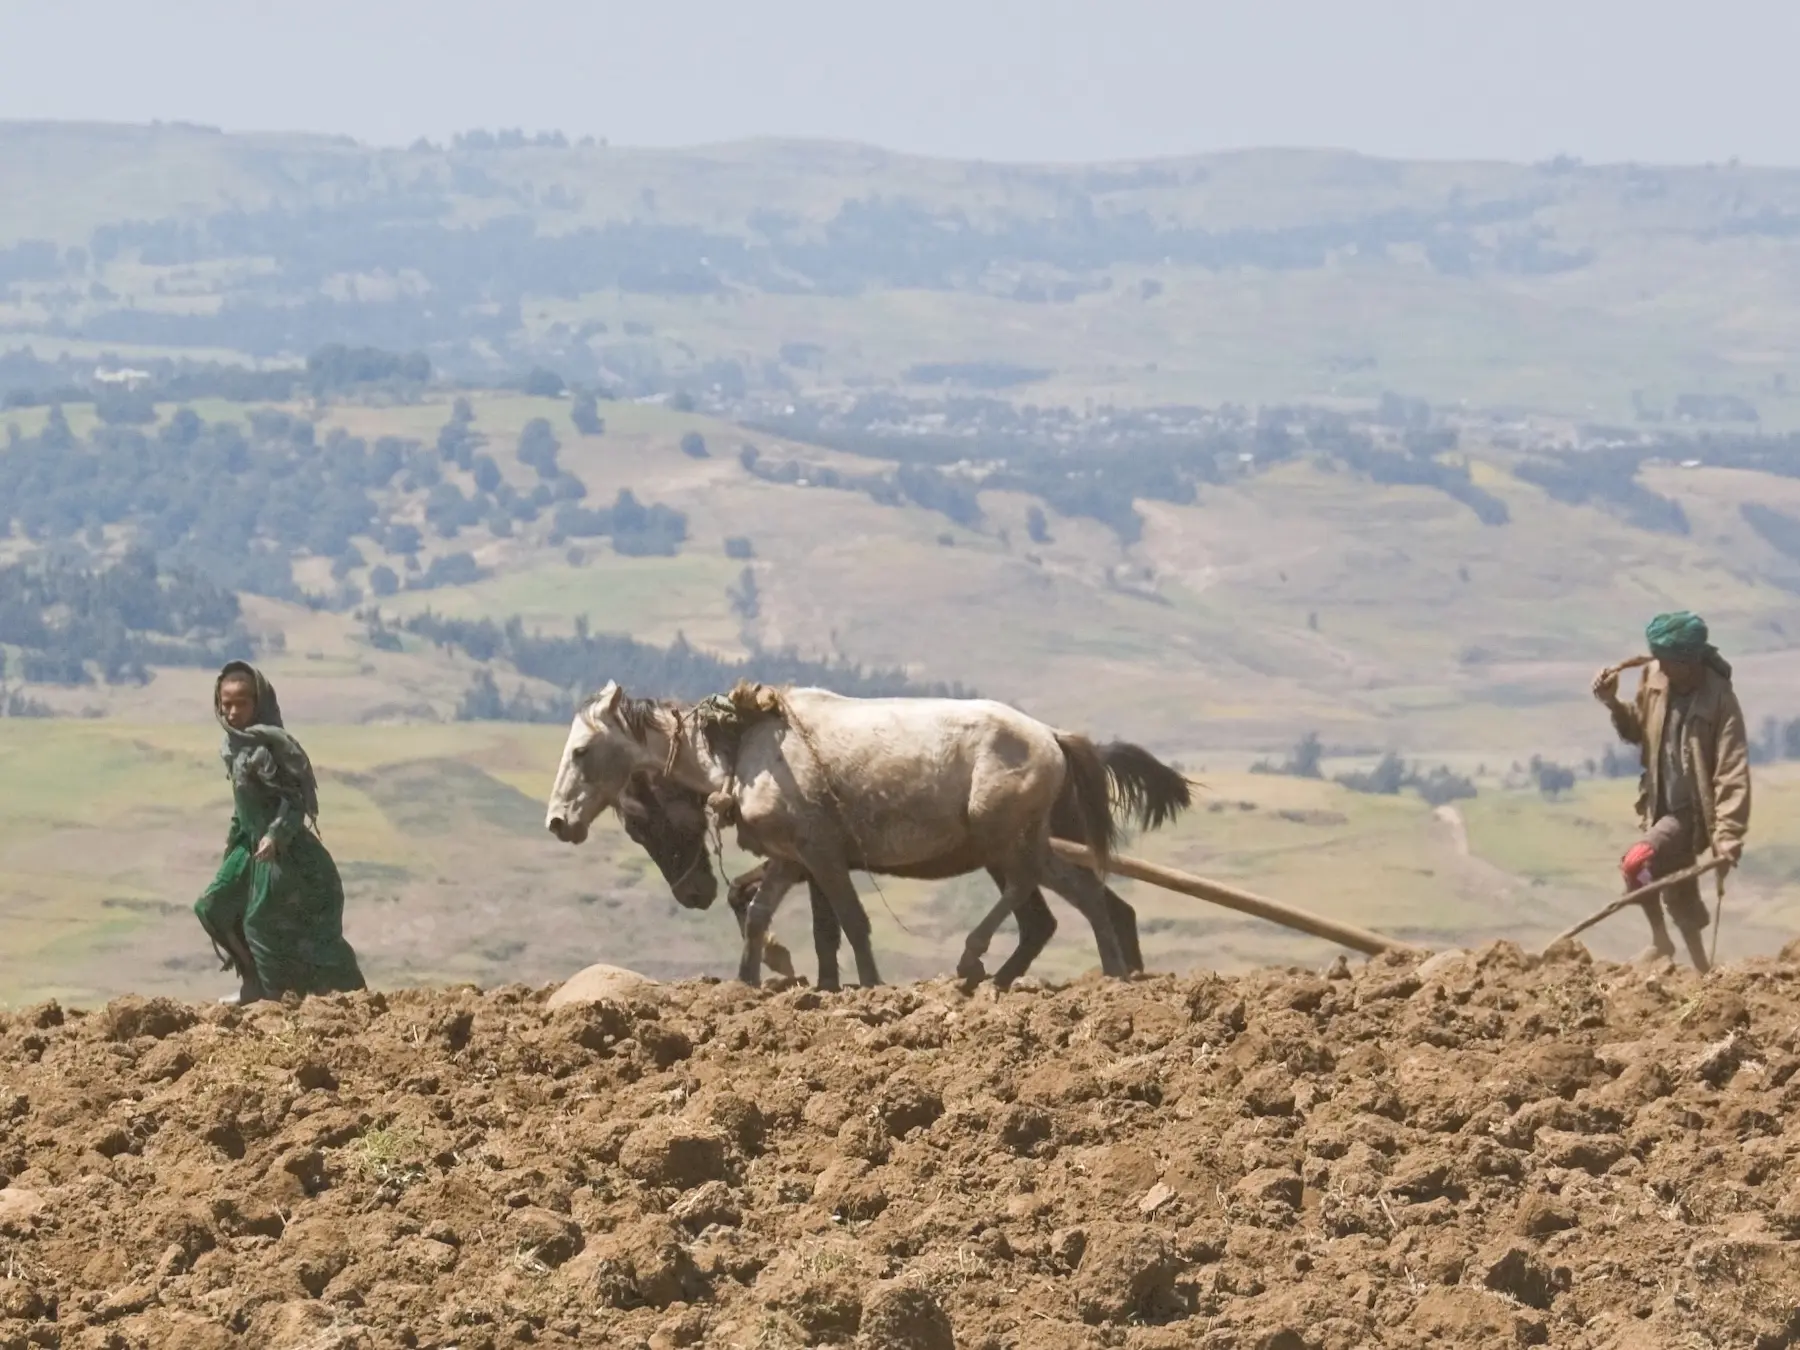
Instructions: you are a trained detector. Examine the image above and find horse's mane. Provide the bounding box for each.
[581,687,678,744]
[582,681,792,755]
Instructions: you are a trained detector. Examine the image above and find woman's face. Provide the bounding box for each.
[219,676,257,730]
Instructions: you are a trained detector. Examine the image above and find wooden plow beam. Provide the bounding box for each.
[1050,840,1425,958]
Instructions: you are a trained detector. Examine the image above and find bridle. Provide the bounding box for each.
[580,691,738,900]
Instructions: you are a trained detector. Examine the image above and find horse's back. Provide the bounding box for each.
[735,689,1066,865]
[780,689,1058,758]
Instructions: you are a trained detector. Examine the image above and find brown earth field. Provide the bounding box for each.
[0,945,1797,1348]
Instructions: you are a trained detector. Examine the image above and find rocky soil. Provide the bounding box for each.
[0,940,1796,1349]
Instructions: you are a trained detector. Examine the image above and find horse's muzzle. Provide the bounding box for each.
[546,816,588,844]
[672,871,719,911]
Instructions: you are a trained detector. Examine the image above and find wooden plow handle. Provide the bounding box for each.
[1547,857,1730,949]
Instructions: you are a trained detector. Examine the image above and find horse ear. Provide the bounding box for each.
[593,682,623,722]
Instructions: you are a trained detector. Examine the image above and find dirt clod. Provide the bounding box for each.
[1070,1222,1182,1325]
[617,1120,730,1190]
[510,1205,583,1267]
[859,1279,955,1350]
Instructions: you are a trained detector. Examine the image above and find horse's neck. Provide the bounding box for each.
[648,709,729,796]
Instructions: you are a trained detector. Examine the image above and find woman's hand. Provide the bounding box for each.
[254,835,278,863]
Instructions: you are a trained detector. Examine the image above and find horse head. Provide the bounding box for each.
[617,772,719,910]
[545,682,656,844]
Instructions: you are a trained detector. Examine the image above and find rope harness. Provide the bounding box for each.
[693,683,913,939]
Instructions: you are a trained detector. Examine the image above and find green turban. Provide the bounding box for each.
[1645,611,1732,679]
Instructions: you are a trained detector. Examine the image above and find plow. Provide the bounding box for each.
[1052,841,1730,963]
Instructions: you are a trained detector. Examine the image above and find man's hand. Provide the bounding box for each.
[1591,667,1622,707]
[1715,838,1743,871]
[254,835,278,863]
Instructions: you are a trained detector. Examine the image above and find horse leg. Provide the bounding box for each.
[738,859,802,988]
[958,883,1014,985]
[989,865,1057,990]
[730,867,796,979]
[1105,886,1144,974]
[958,831,1054,984]
[798,851,881,987]
[1041,852,1131,978]
[808,876,844,992]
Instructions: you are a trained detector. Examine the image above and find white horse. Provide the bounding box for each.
[544,682,1151,987]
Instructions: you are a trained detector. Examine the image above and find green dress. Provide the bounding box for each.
[193,663,365,998]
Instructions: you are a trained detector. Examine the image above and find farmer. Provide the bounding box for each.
[1591,611,1751,972]
[194,662,366,1003]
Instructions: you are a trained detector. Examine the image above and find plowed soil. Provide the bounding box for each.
[0,940,1798,1349]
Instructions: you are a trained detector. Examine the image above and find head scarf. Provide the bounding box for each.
[1645,611,1732,680]
[215,662,321,825]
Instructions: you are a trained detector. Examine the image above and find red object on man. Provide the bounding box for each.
[1620,841,1657,886]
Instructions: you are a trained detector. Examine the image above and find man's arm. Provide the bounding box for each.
[1594,667,1645,744]
[1712,690,1752,864]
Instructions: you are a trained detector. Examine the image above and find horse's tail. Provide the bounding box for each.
[1097,740,1192,832]
[1054,732,1117,877]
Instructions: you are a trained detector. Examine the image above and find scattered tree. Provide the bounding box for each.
[728,566,760,619]
[517,418,561,478]
[570,390,604,436]
[1336,753,1408,795]
[1530,756,1577,799]
[1252,731,1324,779]
[95,388,157,426]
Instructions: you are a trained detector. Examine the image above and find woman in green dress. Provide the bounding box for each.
[194,662,366,1003]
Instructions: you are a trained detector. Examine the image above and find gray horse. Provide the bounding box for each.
[615,745,1183,989]
[548,682,1186,988]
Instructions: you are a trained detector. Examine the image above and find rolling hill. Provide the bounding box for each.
[2,122,1800,422]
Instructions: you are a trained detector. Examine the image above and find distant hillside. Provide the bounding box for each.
[3,123,1800,420]
[3,386,1800,768]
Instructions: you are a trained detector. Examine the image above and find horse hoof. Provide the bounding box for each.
[956,956,987,986]
[765,946,797,980]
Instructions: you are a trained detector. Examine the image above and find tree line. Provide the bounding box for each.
[0,549,252,687]
[752,398,1509,542]
[738,446,983,530]
[30,170,1592,373]
[376,610,973,722]
[0,400,687,609]
[1251,732,1478,807]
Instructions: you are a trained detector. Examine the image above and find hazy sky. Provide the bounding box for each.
[4,0,1797,165]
